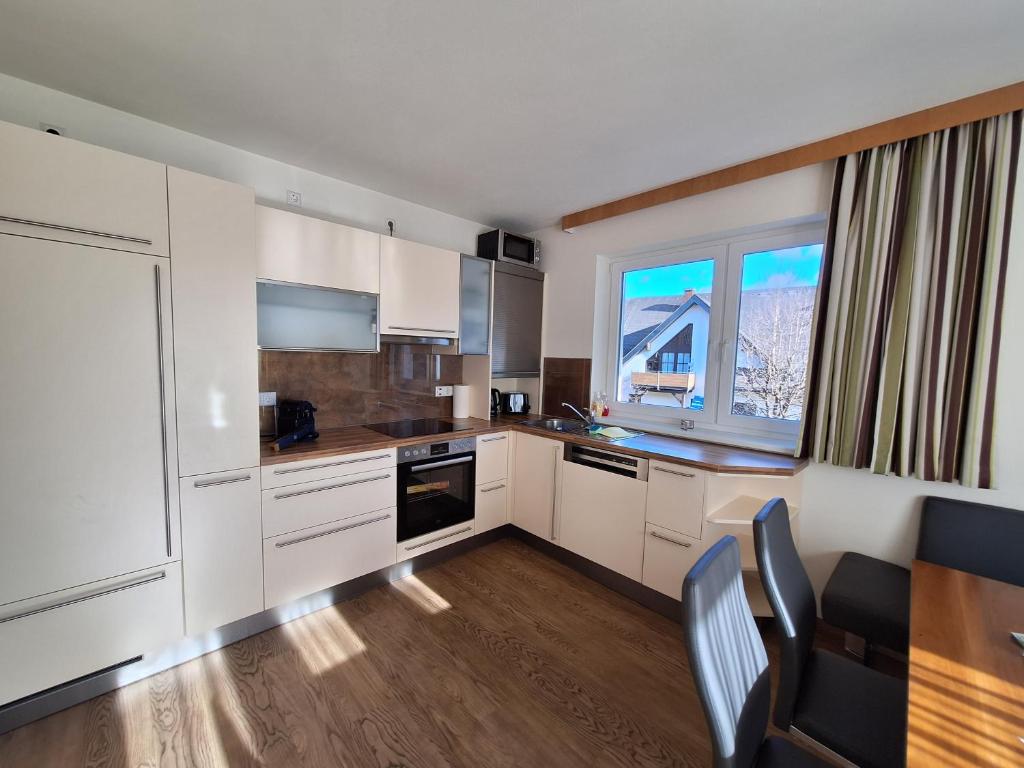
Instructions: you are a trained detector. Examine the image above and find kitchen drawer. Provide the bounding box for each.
[476,432,510,485]
[180,470,264,636]
[397,520,475,563]
[0,120,169,256]
[263,508,396,608]
[0,562,183,706]
[475,480,509,533]
[261,448,396,490]
[645,461,705,538]
[641,524,705,600]
[261,468,395,538]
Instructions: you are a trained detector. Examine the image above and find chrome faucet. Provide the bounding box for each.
[562,402,595,427]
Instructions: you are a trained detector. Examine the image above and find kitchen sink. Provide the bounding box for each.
[521,418,589,434]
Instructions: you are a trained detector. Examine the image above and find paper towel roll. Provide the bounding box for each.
[452,384,471,419]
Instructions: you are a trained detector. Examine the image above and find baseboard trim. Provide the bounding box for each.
[0,524,512,735]
[509,527,684,622]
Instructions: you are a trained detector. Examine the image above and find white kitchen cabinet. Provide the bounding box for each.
[0,119,169,256]
[255,205,380,293]
[261,468,396,539]
[168,167,259,477]
[476,432,510,486]
[645,461,705,539]
[179,470,264,636]
[559,460,648,581]
[475,481,509,533]
[261,448,396,490]
[0,234,180,607]
[510,432,563,541]
[641,523,704,600]
[380,236,461,338]
[397,520,476,562]
[263,508,396,608]
[0,562,183,706]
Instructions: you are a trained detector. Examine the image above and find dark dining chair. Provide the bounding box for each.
[682,535,830,768]
[820,495,1024,661]
[753,498,907,768]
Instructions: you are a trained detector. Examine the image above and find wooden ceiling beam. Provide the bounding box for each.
[561,80,1024,232]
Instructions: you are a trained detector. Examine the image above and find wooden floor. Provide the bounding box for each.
[0,538,865,767]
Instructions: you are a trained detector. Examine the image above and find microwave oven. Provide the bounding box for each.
[477,229,540,268]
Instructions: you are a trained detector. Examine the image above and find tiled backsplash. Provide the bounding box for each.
[259,344,464,430]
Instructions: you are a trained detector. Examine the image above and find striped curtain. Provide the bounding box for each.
[798,111,1021,488]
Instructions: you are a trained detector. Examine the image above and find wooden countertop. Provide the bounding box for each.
[907,560,1024,767]
[261,416,806,476]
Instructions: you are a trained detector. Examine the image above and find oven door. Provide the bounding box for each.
[397,452,475,542]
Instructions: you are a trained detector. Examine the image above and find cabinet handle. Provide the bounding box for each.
[0,571,166,624]
[649,530,692,548]
[275,513,392,548]
[388,326,457,334]
[154,264,172,558]
[273,454,391,475]
[403,525,473,551]
[0,214,153,246]
[410,455,473,472]
[481,435,507,443]
[550,445,559,540]
[480,483,506,493]
[273,474,391,500]
[653,465,696,479]
[194,473,251,488]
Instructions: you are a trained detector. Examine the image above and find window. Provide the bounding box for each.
[607,224,824,441]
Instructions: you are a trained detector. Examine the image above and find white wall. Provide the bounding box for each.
[0,73,487,254]
[533,161,1024,598]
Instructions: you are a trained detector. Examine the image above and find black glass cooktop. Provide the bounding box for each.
[364,418,463,439]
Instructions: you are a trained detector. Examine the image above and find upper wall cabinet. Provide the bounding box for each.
[255,205,380,293]
[380,236,461,338]
[0,120,169,256]
[169,168,259,476]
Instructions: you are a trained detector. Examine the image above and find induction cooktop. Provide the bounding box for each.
[363,418,466,439]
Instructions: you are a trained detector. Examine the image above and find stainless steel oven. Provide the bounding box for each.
[396,436,476,542]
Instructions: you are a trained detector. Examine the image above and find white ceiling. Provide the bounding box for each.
[0,1,1022,231]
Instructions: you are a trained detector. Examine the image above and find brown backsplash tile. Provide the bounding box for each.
[259,344,465,430]
[542,357,592,418]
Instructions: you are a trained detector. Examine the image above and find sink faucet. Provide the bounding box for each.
[562,402,595,427]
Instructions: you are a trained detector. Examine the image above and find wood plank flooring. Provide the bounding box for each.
[0,538,847,767]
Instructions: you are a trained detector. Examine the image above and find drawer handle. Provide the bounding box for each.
[0,571,166,624]
[273,454,391,475]
[649,530,692,548]
[388,326,457,334]
[653,465,696,479]
[194,473,252,488]
[275,513,392,548]
[273,474,391,500]
[403,525,473,551]
[480,483,506,493]
[481,435,507,443]
[0,214,153,246]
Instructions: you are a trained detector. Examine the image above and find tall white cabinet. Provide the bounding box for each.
[168,168,264,637]
[0,121,183,706]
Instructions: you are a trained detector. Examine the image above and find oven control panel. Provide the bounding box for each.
[398,436,476,463]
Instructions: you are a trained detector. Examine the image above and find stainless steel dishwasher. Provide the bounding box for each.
[559,443,650,580]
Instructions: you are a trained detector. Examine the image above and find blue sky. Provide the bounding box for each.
[623,244,823,299]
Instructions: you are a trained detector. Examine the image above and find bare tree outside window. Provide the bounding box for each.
[729,245,823,422]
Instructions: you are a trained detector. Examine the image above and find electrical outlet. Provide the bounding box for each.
[286,190,302,207]
[259,391,277,407]
[434,385,454,397]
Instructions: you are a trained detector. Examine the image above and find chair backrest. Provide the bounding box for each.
[683,535,771,768]
[917,496,1024,586]
[752,497,816,731]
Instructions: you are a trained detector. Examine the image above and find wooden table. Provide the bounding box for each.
[907,560,1024,767]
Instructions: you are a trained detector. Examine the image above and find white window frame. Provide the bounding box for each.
[603,220,825,447]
